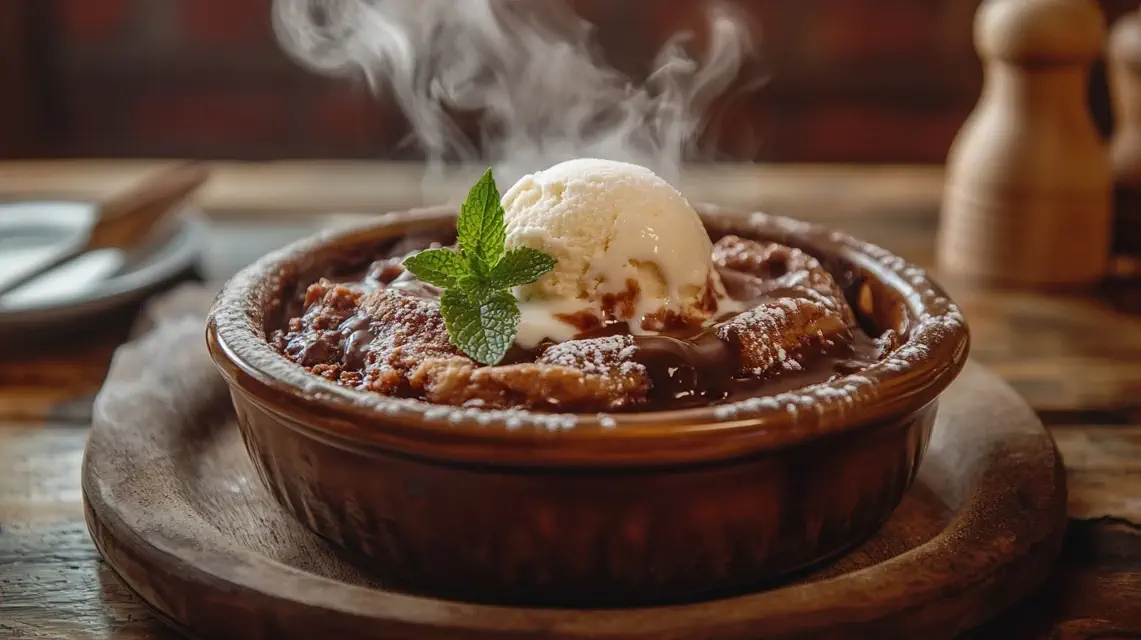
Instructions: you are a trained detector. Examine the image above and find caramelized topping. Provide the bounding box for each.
[271,235,897,412]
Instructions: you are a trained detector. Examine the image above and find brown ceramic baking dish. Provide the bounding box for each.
[206,205,969,606]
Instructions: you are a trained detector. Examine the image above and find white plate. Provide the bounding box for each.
[0,201,205,329]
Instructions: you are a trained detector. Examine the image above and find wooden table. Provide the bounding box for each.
[2,161,1141,638]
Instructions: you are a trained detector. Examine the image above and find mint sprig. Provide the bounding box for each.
[402,169,557,365]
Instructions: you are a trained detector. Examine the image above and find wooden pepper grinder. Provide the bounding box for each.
[938,0,1112,286]
[1109,6,1141,257]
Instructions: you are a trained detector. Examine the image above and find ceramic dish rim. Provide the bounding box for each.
[206,205,970,466]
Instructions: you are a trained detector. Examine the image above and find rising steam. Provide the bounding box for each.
[272,0,757,193]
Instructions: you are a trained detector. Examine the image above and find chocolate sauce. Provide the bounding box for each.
[556,315,879,411]
[495,274,881,411]
[340,315,374,370]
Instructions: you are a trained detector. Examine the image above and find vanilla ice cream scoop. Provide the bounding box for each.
[502,158,734,347]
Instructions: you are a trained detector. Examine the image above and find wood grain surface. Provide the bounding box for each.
[82,336,1067,639]
[2,161,1141,638]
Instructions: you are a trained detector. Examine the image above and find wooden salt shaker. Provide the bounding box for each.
[937,0,1112,286]
[1109,6,1141,257]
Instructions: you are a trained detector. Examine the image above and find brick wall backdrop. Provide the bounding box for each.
[8,0,1141,163]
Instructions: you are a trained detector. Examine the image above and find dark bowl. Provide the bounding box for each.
[206,205,969,606]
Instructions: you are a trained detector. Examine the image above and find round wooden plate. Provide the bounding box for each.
[82,319,1067,640]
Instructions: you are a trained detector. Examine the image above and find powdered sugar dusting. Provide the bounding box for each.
[715,294,849,377]
[539,335,640,376]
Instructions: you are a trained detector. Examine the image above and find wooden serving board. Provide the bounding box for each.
[82,317,1067,640]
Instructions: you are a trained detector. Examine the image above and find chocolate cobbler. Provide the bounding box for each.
[271,234,899,412]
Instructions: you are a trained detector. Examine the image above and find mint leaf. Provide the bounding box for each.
[402,249,467,289]
[398,166,558,365]
[456,168,506,269]
[440,288,520,365]
[487,247,557,289]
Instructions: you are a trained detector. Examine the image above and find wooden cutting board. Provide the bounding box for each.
[81,317,1067,639]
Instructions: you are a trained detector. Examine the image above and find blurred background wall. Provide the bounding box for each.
[2,0,1139,163]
